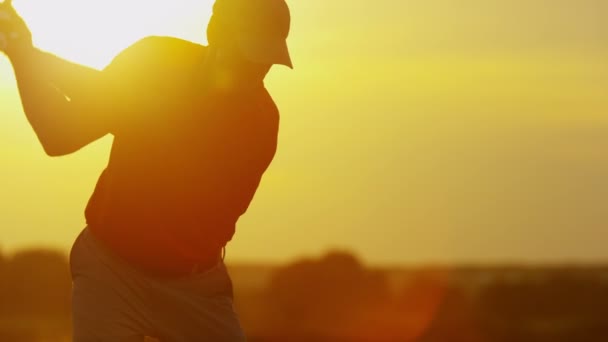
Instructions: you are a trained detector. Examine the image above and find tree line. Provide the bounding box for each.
[1,248,607,341]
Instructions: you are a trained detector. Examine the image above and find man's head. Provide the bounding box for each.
[206,0,292,83]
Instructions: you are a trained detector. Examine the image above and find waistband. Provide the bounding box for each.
[85,226,224,279]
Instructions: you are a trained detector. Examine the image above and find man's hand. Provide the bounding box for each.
[0,0,33,59]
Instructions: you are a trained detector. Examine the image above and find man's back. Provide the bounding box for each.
[85,36,280,276]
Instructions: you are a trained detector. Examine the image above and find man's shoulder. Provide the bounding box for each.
[126,36,206,57]
[260,88,279,117]
[105,36,206,72]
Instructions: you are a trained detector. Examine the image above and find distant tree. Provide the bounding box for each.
[0,249,71,318]
[0,250,6,310]
[477,268,608,342]
[417,284,486,342]
[266,250,393,339]
[0,249,6,280]
[389,268,454,341]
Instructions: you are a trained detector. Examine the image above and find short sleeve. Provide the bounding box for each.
[100,36,207,134]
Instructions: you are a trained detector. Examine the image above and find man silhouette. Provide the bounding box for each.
[0,0,292,340]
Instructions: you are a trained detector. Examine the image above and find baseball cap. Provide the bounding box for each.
[212,0,293,68]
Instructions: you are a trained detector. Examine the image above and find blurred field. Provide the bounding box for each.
[1,248,607,341]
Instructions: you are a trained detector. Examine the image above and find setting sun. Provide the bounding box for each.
[11,0,213,69]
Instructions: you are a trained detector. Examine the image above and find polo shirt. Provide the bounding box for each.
[85,36,279,275]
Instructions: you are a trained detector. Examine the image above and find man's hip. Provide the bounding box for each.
[70,226,244,342]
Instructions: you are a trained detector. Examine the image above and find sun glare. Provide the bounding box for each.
[12,0,213,69]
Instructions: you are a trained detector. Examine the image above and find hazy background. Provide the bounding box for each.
[0,0,607,265]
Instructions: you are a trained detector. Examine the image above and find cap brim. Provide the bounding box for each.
[238,35,293,69]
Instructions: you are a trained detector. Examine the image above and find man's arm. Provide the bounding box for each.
[9,49,113,156]
[2,2,120,156]
[25,48,105,101]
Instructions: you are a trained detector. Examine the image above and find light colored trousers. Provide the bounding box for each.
[69,227,246,342]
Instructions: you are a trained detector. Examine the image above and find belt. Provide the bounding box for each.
[185,247,225,276]
[85,226,225,279]
[153,246,224,279]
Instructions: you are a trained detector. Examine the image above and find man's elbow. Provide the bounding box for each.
[35,126,107,157]
[40,139,80,157]
[43,145,73,157]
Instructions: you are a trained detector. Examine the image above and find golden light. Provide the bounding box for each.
[11,0,214,69]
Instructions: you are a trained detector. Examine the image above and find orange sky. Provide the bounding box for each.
[0,0,607,265]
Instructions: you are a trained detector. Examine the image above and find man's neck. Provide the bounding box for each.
[202,45,269,92]
[210,68,265,93]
